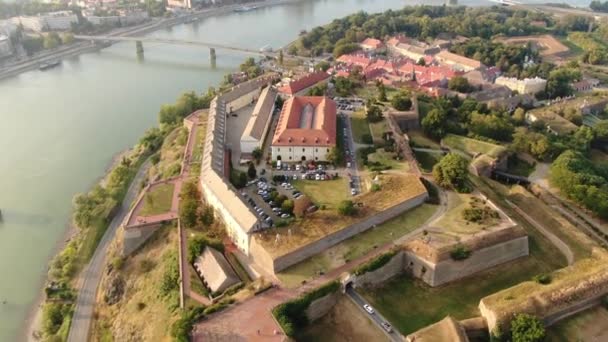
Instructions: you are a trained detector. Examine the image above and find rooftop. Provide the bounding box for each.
[195,247,240,293]
[272,96,337,147]
[278,71,329,95]
[241,86,277,141]
[436,50,483,69]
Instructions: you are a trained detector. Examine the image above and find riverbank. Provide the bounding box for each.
[0,0,300,82]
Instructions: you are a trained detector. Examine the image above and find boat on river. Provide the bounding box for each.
[39,60,61,71]
[234,5,258,12]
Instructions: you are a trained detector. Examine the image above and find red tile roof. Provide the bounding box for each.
[360,38,384,50]
[272,96,337,147]
[278,71,330,95]
[337,54,372,68]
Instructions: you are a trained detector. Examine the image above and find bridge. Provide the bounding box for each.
[74,34,274,59]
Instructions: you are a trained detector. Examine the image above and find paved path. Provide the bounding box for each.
[346,287,400,341]
[68,159,151,342]
[505,199,574,265]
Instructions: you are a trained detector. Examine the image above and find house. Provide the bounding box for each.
[0,34,12,58]
[278,71,330,96]
[359,38,385,52]
[495,76,547,95]
[271,96,337,162]
[572,79,599,93]
[387,35,440,61]
[13,11,78,32]
[240,86,277,156]
[194,247,240,294]
[468,85,512,103]
[435,50,483,72]
[336,54,373,69]
[488,94,534,112]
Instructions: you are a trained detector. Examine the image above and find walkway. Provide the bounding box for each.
[505,199,574,265]
[68,159,152,342]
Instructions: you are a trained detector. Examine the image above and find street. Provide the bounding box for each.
[346,287,401,342]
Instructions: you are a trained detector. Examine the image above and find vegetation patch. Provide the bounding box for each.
[272,281,340,337]
[450,246,472,261]
[139,183,175,216]
[441,134,506,158]
[353,249,398,276]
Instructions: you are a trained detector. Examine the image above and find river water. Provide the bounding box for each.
[0,0,591,340]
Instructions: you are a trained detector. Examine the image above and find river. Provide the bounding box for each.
[0,0,591,340]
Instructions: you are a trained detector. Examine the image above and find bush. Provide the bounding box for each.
[159,251,180,297]
[139,259,155,273]
[110,256,125,271]
[450,246,472,260]
[371,183,381,192]
[362,133,373,144]
[272,281,340,337]
[352,250,398,276]
[136,302,146,311]
[187,236,224,264]
[533,274,552,285]
[510,313,545,342]
[338,200,357,216]
[170,307,206,342]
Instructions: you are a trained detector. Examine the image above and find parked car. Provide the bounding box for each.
[294,193,302,199]
[281,213,290,218]
[363,304,374,314]
[351,188,357,196]
[381,322,392,333]
[295,164,301,171]
[315,174,321,181]
[292,174,297,180]
[272,207,281,213]
[265,216,272,222]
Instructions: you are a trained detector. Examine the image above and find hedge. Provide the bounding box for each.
[272,281,340,337]
[352,249,398,276]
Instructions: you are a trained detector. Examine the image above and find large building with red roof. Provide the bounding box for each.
[271,96,337,162]
[277,71,330,96]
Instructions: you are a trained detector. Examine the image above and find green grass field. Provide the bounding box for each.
[369,119,389,144]
[293,178,349,209]
[368,148,409,171]
[408,131,441,149]
[506,155,536,177]
[139,183,174,216]
[413,150,443,172]
[351,111,372,144]
[442,134,506,158]
[277,204,438,288]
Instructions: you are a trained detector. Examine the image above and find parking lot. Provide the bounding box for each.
[334,96,364,112]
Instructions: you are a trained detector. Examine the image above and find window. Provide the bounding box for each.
[278,148,281,152]
[315,157,318,160]
[289,156,292,160]
[302,148,305,152]
[327,148,329,152]
[289,148,291,152]
[315,148,318,152]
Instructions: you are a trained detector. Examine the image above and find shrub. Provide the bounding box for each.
[170,307,205,342]
[510,313,545,342]
[272,281,340,337]
[533,274,552,285]
[338,200,357,216]
[139,259,155,273]
[371,183,381,192]
[187,236,224,264]
[136,302,146,311]
[450,246,472,260]
[362,133,373,144]
[352,250,398,276]
[110,256,125,271]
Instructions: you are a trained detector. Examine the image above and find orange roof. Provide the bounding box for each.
[387,35,409,47]
[272,96,336,147]
[278,71,329,95]
[337,54,372,68]
[436,50,482,69]
[360,38,384,49]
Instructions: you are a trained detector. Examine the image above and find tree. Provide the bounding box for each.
[315,61,331,72]
[593,120,608,140]
[510,314,546,342]
[43,32,61,49]
[432,153,470,192]
[281,199,294,214]
[546,68,581,98]
[252,147,263,163]
[179,199,198,229]
[247,162,257,179]
[391,92,412,111]
[422,108,448,139]
[61,32,74,44]
[293,197,313,218]
[512,108,526,125]
[338,200,357,216]
[417,57,426,66]
[366,105,383,123]
[326,147,339,165]
[278,49,284,65]
[376,81,387,102]
[448,76,473,93]
[468,112,514,142]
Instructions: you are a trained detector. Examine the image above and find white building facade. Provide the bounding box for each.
[495,76,547,95]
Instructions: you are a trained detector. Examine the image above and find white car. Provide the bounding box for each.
[315,174,321,181]
[351,188,357,196]
[363,304,374,314]
[292,174,297,180]
[381,322,392,333]
[295,164,301,171]
[281,213,290,218]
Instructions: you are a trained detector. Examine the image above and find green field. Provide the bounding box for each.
[351,111,372,144]
[293,178,349,209]
[369,119,389,144]
[442,134,506,158]
[433,192,499,234]
[277,204,438,288]
[506,155,536,177]
[408,131,441,149]
[413,150,443,172]
[368,148,409,171]
[139,183,175,216]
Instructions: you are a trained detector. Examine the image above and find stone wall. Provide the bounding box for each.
[251,192,428,274]
[122,224,162,256]
[305,292,340,323]
[353,251,406,288]
[404,236,529,287]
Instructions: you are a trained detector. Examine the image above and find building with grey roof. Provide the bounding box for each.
[240,86,277,155]
[194,247,240,294]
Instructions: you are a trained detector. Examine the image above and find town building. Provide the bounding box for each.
[83,10,148,26]
[0,34,13,58]
[168,0,193,9]
[359,37,385,52]
[271,96,337,162]
[278,71,329,96]
[194,247,240,294]
[13,11,78,32]
[572,79,600,93]
[240,86,277,156]
[435,50,483,72]
[495,76,547,95]
[388,36,440,61]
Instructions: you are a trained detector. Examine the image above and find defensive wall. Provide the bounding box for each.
[249,191,428,274]
[305,291,340,322]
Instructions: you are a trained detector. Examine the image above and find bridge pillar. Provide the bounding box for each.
[136,41,144,56]
[209,48,216,68]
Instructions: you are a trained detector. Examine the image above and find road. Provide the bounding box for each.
[68,159,151,342]
[343,114,362,194]
[346,287,401,342]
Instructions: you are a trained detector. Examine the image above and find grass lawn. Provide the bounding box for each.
[351,110,372,144]
[547,306,608,342]
[368,148,409,171]
[189,264,209,297]
[190,117,207,164]
[408,131,441,149]
[413,150,443,172]
[442,134,506,158]
[369,118,389,144]
[293,178,349,210]
[276,203,438,288]
[139,183,175,216]
[226,251,251,282]
[432,192,500,235]
[361,245,561,336]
